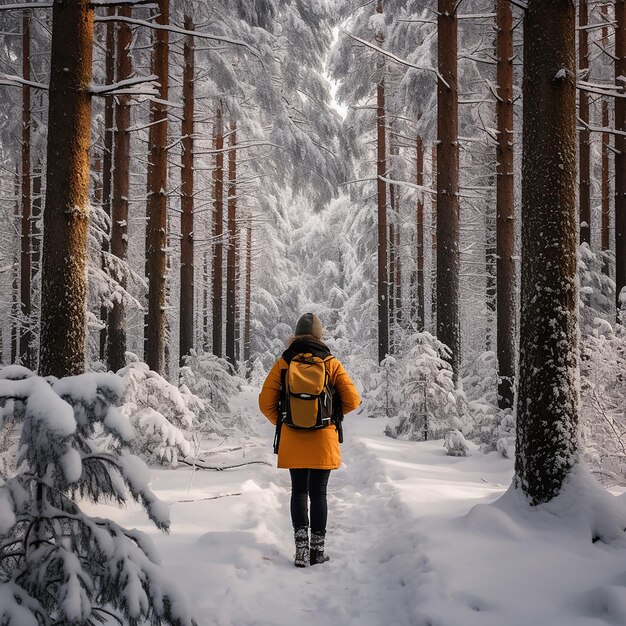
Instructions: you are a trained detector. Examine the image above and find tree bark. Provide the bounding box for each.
[601,5,611,276]
[179,16,195,366]
[495,0,515,410]
[616,0,626,314]
[20,8,32,368]
[39,0,94,377]
[579,0,591,245]
[107,4,132,373]
[212,104,225,358]
[226,119,237,367]
[437,0,461,379]
[243,215,252,370]
[100,4,115,362]
[416,134,425,331]
[516,0,578,504]
[431,144,437,332]
[144,0,169,372]
[376,0,389,364]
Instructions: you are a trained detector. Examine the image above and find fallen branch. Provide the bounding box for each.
[172,492,242,504]
[180,458,271,471]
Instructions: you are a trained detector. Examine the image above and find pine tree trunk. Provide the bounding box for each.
[601,4,611,277]
[616,0,626,314]
[437,0,461,379]
[226,119,237,367]
[145,0,169,373]
[20,8,32,368]
[39,0,94,377]
[107,4,132,373]
[416,134,425,331]
[516,0,578,504]
[179,16,195,367]
[431,144,437,332]
[495,0,515,410]
[243,216,252,370]
[376,0,389,364]
[100,5,115,362]
[12,167,19,364]
[203,251,209,349]
[212,104,224,358]
[579,0,591,245]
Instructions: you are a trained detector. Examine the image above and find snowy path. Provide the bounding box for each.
[85,388,626,626]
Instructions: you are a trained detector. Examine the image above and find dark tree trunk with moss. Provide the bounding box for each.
[107,4,132,373]
[20,8,32,368]
[376,0,389,364]
[579,0,591,246]
[495,0,515,410]
[100,5,115,361]
[179,16,195,366]
[225,119,238,367]
[437,0,461,380]
[212,104,224,358]
[39,0,94,377]
[144,0,169,373]
[515,0,578,505]
[616,0,626,313]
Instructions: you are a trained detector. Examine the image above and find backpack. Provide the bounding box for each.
[281,353,335,430]
[273,349,344,454]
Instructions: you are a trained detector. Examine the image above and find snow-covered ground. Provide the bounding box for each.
[84,386,626,626]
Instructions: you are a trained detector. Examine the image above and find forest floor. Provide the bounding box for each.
[85,387,626,626]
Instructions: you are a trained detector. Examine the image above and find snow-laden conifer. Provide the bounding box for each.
[0,367,196,626]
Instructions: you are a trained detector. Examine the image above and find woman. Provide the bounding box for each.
[258,313,360,567]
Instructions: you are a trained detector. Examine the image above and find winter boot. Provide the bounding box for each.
[294,526,309,568]
[310,531,330,565]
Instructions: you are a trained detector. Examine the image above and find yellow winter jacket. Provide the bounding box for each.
[258,342,361,470]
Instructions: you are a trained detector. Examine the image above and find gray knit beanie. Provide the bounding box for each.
[295,313,323,339]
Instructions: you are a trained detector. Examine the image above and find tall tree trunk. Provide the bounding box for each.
[212,104,225,358]
[107,4,132,373]
[437,0,461,379]
[431,144,437,332]
[616,0,626,315]
[495,0,515,410]
[376,0,389,364]
[145,0,169,372]
[12,167,19,364]
[39,0,94,377]
[516,0,578,504]
[226,119,237,367]
[20,8,32,368]
[100,5,115,362]
[243,215,252,370]
[203,251,209,349]
[579,0,591,245]
[416,134,425,331]
[179,16,195,366]
[601,5,611,276]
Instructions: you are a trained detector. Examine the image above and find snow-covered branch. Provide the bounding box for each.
[0,73,47,90]
[344,32,447,88]
[90,74,159,97]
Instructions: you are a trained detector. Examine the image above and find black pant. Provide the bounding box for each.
[289,469,331,534]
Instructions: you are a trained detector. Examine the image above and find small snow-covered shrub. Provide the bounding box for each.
[444,430,470,457]
[579,243,614,332]
[495,413,516,459]
[117,355,195,466]
[385,333,470,441]
[462,350,499,448]
[365,355,402,419]
[580,318,626,484]
[0,368,196,626]
[179,350,241,414]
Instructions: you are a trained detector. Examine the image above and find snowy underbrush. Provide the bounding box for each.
[371,333,472,447]
[0,366,195,626]
[179,350,254,437]
[117,355,198,467]
[581,318,626,486]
